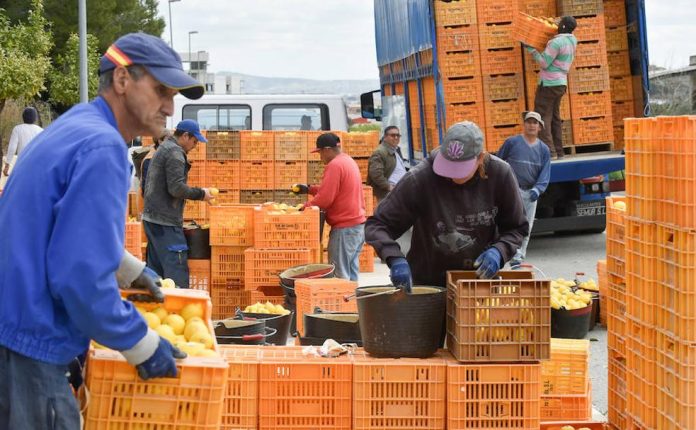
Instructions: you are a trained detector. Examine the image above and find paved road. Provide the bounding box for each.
[360,229,610,416]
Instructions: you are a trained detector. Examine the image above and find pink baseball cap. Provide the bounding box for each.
[433,121,484,179]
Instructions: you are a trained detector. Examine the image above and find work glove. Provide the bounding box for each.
[388,257,413,293]
[116,252,164,303]
[136,337,187,380]
[291,184,310,195]
[529,189,540,202]
[474,247,502,279]
[131,267,165,303]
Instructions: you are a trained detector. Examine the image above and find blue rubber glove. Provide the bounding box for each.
[136,338,187,380]
[474,248,503,279]
[131,267,164,302]
[529,189,540,202]
[388,257,412,293]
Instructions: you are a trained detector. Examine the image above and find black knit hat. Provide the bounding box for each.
[559,16,577,34]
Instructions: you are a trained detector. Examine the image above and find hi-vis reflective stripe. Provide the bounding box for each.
[104,45,132,67]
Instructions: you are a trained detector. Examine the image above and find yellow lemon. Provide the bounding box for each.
[180,303,204,321]
[160,278,176,289]
[209,187,219,196]
[155,324,176,343]
[177,341,205,356]
[174,335,187,345]
[614,201,626,211]
[184,321,209,341]
[163,314,186,335]
[151,307,168,322]
[196,349,219,357]
[142,312,161,329]
[188,331,214,349]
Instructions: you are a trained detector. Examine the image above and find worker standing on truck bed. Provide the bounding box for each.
[0,32,205,429]
[365,121,528,289]
[526,16,577,160]
[292,132,366,281]
[497,111,551,267]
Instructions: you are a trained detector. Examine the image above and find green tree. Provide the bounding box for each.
[49,32,100,107]
[0,0,52,117]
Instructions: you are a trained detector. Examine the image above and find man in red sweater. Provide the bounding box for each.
[292,132,366,280]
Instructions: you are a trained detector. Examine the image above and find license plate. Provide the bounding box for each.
[576,201,606,217]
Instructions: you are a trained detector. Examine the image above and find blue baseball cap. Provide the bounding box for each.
[175,119,208,143]
[99,32,204,100]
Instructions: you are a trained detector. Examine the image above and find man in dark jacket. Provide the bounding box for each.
[365,121,528,289]
[142,119,212,288]
[367,126,408,202]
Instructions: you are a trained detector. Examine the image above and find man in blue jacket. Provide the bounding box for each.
[497,111,551,266]
[0,32,205,429]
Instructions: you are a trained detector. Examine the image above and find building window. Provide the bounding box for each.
[182,104,251,131]
[262,104,329,130]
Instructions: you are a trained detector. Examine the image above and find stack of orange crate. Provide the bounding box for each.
[218,345,261,430]
[477,0,525,152]
[294,278,357,337]
[273,131,308,206]
[605,195,628,430]
[239,131,274,205]
[446,270,550,430]
[596,259,607,325]
[203,130,241,210]
[561,1,614,151]
[540,339,593,422]
[603,0,634,150]
[343,131,378,184]
[435,0,484,138]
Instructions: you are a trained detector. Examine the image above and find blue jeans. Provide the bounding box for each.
[327,224,365,281]
[0,346,81,430]
[514,188,538,262]
[144,221,190,288]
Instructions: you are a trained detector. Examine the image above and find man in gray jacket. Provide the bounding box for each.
[142,119,212,288]
[367,126,408,202]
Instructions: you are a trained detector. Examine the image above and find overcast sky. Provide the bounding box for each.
[159,0,693,80]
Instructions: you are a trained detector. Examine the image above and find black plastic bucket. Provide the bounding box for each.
[356,285,446,358]
[213,319,272,345]
[552,304,592,339]
[304,311,361,342]
[184,224,210,259]
[279,263,336,298]
[238,311,292,345]
[588,293,600,331]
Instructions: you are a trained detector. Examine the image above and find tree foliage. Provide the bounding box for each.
[49,32,100,106]
[0,0,52,116]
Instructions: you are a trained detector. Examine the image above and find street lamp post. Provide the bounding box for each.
[168,0,181,49]
[188,30,198,76]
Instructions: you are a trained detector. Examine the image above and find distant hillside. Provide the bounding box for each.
[216,72,379,99]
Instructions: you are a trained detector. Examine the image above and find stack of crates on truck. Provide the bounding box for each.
[239,131,274,205]
[619,116,696,430]
[184,132,208,222]
[445,270,551,429]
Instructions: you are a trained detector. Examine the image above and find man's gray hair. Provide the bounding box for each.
[98,65,147,93]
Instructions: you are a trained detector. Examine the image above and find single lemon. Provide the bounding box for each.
[155,324,176,343]
[163,314,186,335]
[180,303,204,321]
[142,312,161,329]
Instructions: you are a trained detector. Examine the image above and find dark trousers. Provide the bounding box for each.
[0,346,81,430]
[144,220,190,288]
[534,84,567,157]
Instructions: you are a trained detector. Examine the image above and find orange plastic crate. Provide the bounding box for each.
[354,157,369,183]
[307,160,325,184]
[556,0,602,16]
[125,221,143,260]
[572,116,613,145]
[362,186,374,216]
[294,278,357,336]
[214,189,240,205]
[609,76,634,101]
[240,131,274,160]
[569,66,611,93]
[540,383,592,421]
[440,51,480,79]
[608,50,631,77]
[541,339,590,395]
[626,318,658,429]
[210,282,250,320]
[210,246,246,286]
[570,91,612,119]
[477,0,517,24]
[206,131,241,160]
[626,271,656,326]
[240,161,274,190]
[239,190,274,205]
[252,205,320,251]
[519,0,556,17]
[480,47,522,75]
[614,125,625,151]
[219,345,260,430]
[274,131,307,161]
[443,76,483,104]
[438,24,479,53]
[353,351,447,430]
[479,22,516,50]
[189,259,211,292]
[209,205,256,247]
[188,160,207,187]
[606,26,629,52]
[274,161,307,189]
[574,40,608,68]
[183,199,209,223]
[447,362,541,430]
[605,196,626,277]
[273,189,307,207]
[608,349,628,430]
[206,160,240,190]
[446,271,551,362]
[359,244,375,273]
[343,131,379,158]
[540,423,606,430]
[446,102,486,129]
[485,98,526,126]
[244,248,313,291]
[612,100,635,127]
[483,73,524,101]
[258,346,352,430]
[187,141,207,161]
[573,15,606,42]
[486,124,522,153]
[434,0,477,27]
[606,273,626,349]
[655,329,696,430]
[604,0,627,27]
[511,12,557,52]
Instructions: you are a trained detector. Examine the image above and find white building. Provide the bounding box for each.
[179,51,243,95]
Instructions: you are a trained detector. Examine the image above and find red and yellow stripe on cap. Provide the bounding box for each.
[104,44,132,67]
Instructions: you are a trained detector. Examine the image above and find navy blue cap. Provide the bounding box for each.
[176,119,208,143]
[99,32,204,100]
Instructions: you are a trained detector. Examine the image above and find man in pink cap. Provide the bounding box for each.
[365,121,528,290]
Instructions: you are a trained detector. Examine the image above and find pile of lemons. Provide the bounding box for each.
[244,301,290,315]
[560,426,592,430]
[551,278,594,311]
